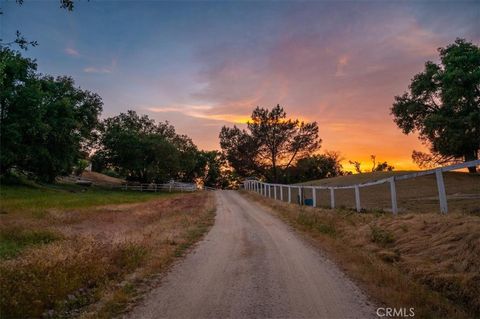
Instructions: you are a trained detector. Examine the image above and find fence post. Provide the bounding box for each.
[298,187,302,205]
[330,188,335,209]
[288,186,292,203]
[274,185,277,200]
[280,185,283,201]
[435,169,448,214]
[355,185,361,212]
[312,187,317,207]
[269,184,272,198]
[389,177,398,215]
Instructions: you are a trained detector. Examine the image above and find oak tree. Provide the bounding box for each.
[391,39,480,173]
[219,105,321,182]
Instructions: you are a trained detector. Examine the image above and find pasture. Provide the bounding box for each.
[0,183,215,318]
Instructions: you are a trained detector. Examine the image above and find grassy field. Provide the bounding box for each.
[241,190,480,319]
[0,184,215,318]
[0,184,161,215]
[289,171,480,214]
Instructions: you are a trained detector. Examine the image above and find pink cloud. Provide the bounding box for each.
[65,47,80,57]
[84,67,111,74]
[83,59,117,74]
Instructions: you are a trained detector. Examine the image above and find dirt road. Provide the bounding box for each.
[126,190,375,319]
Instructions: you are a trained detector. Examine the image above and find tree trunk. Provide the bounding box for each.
[271,152,277,183]
[464,150,478,173]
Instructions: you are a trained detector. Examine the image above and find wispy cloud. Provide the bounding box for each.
[83,66,111,74]
[65,47,80,57]
[83,58,117,74]
[335,54,349,77]
[393,22,441,57]
[146,105,249,124]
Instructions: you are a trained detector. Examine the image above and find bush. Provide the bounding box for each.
[370,225,395,246]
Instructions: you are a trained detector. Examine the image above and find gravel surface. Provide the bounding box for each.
[126,190,375,319]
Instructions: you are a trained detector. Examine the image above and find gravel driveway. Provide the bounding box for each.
[126,190,375,319]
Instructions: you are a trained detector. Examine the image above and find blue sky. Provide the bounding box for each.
[2,0,479,169]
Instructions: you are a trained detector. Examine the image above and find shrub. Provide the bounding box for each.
[114,243,148,272]
[370,225,395,246]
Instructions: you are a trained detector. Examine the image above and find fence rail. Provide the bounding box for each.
[244,159,480,214]
[120,182,198,192]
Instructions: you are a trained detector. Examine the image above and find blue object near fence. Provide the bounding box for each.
[304,198,313,206]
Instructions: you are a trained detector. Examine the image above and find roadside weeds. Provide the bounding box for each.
[240,190,478,319]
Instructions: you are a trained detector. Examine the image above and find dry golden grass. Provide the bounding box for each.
[241,190,479,319]
[80,171,125,186]
[0,191,215,319]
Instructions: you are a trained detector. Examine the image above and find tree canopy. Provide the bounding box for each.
[93,110,209,184]
[285,152,344,183]
[219,105,321,182]
[348,155,394,174]
[391,39,480,173]
[0,48,103,181]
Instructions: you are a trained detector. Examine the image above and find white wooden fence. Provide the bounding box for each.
[243,159,480,214]
[121,181,198,192]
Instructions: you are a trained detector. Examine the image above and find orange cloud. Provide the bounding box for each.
[146,106,250,124]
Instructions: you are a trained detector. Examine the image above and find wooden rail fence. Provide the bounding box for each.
[243,159,480,214]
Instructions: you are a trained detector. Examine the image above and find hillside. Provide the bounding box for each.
[298,170,413,186]
[81,171,125,185]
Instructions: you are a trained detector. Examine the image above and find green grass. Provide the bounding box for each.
[0,184,165,215]
[0,228,61,259]
[296,210,337,237]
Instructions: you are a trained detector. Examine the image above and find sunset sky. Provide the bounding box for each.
[2,1,479,171]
